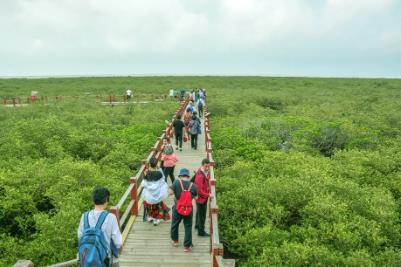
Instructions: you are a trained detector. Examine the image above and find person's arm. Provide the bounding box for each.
[159,169,166,181]
[192,184,198,200]
[77,214,84,240]
[168,188,174,196]
[110,214,122,249]
[194,173,209,199]
[169,181,177,196]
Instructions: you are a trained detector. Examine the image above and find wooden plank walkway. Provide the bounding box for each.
[120,118,212,267]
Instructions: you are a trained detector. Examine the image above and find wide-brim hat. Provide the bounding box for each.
[178,168,190,177]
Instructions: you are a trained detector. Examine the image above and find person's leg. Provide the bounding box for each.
[175,135,179,149]
[183,212,193,248]
[170,165,176,183]
[195,202,200,229]
[194,134,198,150]
[166,167,175,183]
[171,207,182,242]
[198,200,208,235]
[161,201,171,220]
[191,134,196,149]
[163,167,169,182]
[177,134,183,149]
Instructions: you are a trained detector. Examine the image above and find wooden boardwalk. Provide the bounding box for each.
[120,118,212,267]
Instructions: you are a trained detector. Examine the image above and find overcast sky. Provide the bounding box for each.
[0,0,400,77]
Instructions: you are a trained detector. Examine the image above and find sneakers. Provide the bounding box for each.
[171,240,179,247]
[179,148,182,151]
[153,219,160,226]
[146,216,153,223]
[183,246,192,252]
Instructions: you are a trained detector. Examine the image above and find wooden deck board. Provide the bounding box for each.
[119,117,211,267]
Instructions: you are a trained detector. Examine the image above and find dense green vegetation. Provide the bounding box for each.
[208,78,401,266]
[0,78,179,266]
[1,76,401,266]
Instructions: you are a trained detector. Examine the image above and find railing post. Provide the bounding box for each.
[212,243,224,267]
[12,97,16,107]
[110,207,120,229]
[156,137,162,151]
[130,177,138,216]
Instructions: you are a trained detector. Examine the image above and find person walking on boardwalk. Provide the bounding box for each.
[184,107,193,142]
[143,157,170,225]
[189,112,202,150]
[172,114,185,151]
[169,168,198,252]
[160,137,173,170]
[161,139,178,184]
[194,158,212,236]
[78,186,122,267]
[197,97,204,119]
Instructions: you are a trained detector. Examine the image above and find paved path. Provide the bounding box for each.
[120,117,211,267]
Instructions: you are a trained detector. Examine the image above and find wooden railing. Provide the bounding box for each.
[41,97,190,267]
[16,95,235,267]
[204,103,235,267]
[2,94,170,107]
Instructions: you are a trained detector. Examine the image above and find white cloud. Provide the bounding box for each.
[0,0,400,76]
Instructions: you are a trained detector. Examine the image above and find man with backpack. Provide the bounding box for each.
[189,112,202,150]
[78,186,122,267]
[197,98,204,119]
[169,168,198,252]
[194,158,212,237]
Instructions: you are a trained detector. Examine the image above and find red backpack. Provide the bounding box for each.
[176,180,193,216]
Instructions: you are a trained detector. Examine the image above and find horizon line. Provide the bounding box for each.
[0,73,400,80]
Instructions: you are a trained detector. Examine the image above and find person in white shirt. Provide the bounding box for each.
[78,186,122,266]
[126,89,133,99]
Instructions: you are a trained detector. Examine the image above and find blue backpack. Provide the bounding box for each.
[78,211,109,267]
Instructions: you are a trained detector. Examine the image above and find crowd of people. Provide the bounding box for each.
[77,89,212,266]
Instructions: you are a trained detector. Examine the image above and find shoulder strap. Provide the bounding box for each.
[179,179,185,191]
[95,211,109,229]
[84,211,90,229]
[188,182,193,192]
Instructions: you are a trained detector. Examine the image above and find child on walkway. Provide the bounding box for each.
[161,140,178,184]
[169,168,198,252]
[160,137,172,170]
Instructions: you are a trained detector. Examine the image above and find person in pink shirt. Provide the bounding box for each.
[161,143,179,184]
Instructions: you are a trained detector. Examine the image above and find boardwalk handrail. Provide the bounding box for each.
[44,97,190,267]
[204,102,235,267]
